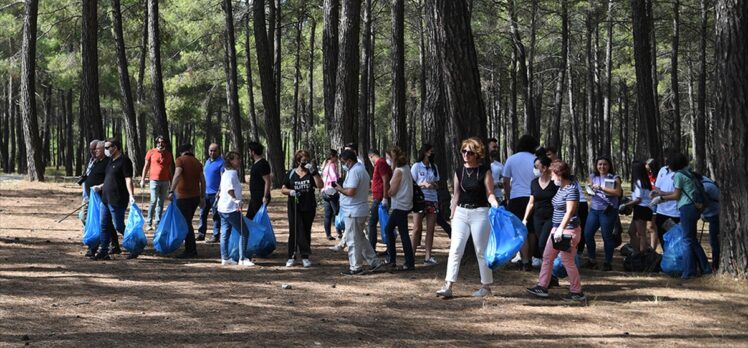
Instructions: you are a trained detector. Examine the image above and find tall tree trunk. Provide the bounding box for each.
[253,0,284,187]
[647,0,663,151]
[223,0,245,180]
[292,9,304,150]
[306,18,316,150]
[391,0,407,152]
[20,0,44,181]
[273,0,282,113]
[332,0,362,151]
[422,0,447,178]
[528,0,540,136]
[136,0,148,152]
[112,0,143,173]
[693,0,708,174]
[81,0,104,144]
[244,7,260,142]
[507,0,535,138]
[358,0,372,166]
[549,0,568,151]
[42,84,51,167]
[630,0,662,163]
[148,0,170,142]
[8,77,16,173]
[16,106,27,174]
[670,0,681,152]
[602,0,614,157]
[65,90,74,176]
[323,0,339,148]
[713,0,748,278]
[508,45,518,152]
[585,1,597,169]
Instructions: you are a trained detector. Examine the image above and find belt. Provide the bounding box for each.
[458,203,488,209]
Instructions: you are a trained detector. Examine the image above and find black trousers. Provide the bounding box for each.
[576,202,589,254]
[288,204,315,259]
[245,193,265,220]
[535,215,554,255]
[176,196,201,254]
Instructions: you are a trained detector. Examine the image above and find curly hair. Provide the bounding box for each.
[387,145,408,167]
[460,137,486,160]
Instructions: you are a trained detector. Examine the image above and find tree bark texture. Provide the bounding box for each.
[693,0,708,174]
[671,0,682,152]
[80,0,104,144]
[507,0,535,139]
[391,0,407,152]
[332,0,362,151]
[245,8,260,142]
[223,0,245,179]
[148,0,170,142]
[323,0,339,148]
[358,0,372,165]
[549,0,568,152]
[631,0,662,163]
[20,0,44,181]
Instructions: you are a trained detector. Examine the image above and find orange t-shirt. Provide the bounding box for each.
[145,148,174,181]
[175,155,203,198]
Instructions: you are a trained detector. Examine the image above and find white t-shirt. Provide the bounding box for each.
[490,160,504,200]
[217,169,242,213]
[340,162,370,217]
[654,167,678,217]
[392,166,414,211]
[502,152,536,199]
[411,161,439,202]
[632,180,652,207]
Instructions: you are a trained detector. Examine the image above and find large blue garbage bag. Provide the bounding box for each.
[227,215,263,261]
[335,209,346,231]
[123,202,147,255]
[378,203,391,245]
[245,204,277,258]
[661,224,687,275]
[82,188,102,248]
[552,253,582,278]
[486,206,528,269]
[152,203,188,254]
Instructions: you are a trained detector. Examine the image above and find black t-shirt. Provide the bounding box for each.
[250,158,271,195]
[283,169,318,212]
[456,165,489,206]
[102,154,133,207]
[85,157,110,192]
[530,177,559,219]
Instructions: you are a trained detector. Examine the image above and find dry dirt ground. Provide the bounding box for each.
[1,179,747,347]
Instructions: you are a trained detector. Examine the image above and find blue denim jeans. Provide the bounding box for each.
[148,180,170,227]
[219,211,249,260]
[384,209,415,268]
[584,207,618,264]
[323,194,342,238]
[704,215,720,270]
[367,199,382,249]
[99,203,126,255]
[680,204,712,279]
[197,193,220,238]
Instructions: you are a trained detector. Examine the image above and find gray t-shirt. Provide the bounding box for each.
[392,165,413,211]
[340,162,371,217]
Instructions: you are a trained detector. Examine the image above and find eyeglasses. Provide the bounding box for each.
[461,150,475,156]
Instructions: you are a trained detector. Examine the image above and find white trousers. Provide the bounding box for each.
[445,207,493,285]
[345,216,378,271]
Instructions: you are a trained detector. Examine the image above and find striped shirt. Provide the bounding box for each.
[552,181,580,229]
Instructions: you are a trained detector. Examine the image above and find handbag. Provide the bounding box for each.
[552,233,573,252]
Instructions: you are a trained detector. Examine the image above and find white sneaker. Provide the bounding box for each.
[302,259,312,268]
[329,244,344,252]
[221,259,238,266]
[240,258,255,267]
[532,257,542,268]
[472,287,492,297]
[285,259,296,267]
[510,253,522,264]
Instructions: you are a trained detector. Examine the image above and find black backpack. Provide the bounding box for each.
[623,250,662,273]
[412,180,426,213]
[679,169,706,210]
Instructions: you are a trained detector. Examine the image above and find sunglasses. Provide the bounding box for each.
[104,146,112,150]
[461,149,475,156]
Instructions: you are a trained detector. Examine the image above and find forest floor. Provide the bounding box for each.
[1,178,747,347]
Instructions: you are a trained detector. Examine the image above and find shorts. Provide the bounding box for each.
[633,205,653,221]
[421,201,437,215]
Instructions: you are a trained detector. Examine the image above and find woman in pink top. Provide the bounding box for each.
[321,150,342,240]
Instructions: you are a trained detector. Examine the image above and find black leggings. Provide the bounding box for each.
[535,216,554,255]
[288,205,315,259]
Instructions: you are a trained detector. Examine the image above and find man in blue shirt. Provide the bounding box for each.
[198,143,224,242]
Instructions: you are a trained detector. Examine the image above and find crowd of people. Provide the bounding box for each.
[76,134,721,302]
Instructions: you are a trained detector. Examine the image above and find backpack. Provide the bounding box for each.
[701,177,720,208]
[678,169,706,211]
[623,249,662,273]
[411,180,426,213]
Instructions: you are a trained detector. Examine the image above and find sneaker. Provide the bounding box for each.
[240,258,255,267]
[195,234,206,241]
[285,259,296,267]
[94,252,111,261]
[341,268,364,276]
[581,259,597,269]
[601,263,612,272]
[302,259,312,268]
[436,287,453,298]
[532,257,542,268]
[221,259,238,266]
[472,287,492,297]
[146,225,153,231]
[562,292,587,302]
[510,253,522,264]
[423,257,438,266]
[365,260,384,273]
[526,285,549,298]
[206,236,220,244]
[329,244,344,252]
[327,235,336,241]
[110,246,122,255]
[85,249,95,258]
[549,276,560,289]
[398,264,415,271]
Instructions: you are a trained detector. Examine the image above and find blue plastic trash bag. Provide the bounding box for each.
[123,202,147,255]
[378,203,390,245]
[661,224,687,275]
[552,253,582,279]
[335,209,346,231]
[82,188,103,248]
[486,206,527,269]
[152,203,188,254]
[248,204,277,257]
[227,215,263,261]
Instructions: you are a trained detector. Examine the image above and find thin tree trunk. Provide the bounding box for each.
[508,45,518,152]
[549,0,568,151]
[136,0,148,151]
[245,6,260,142]
[585,1,596,169]
[81,0,104,144]
[292,9,303,150]
[332,0,362,151]
[20,0,43,181]
[602,0,614,156]
[112,0,142,173]
[64,90,74,175]
[391,0,407,152]
[306,18,316,150]
[323,0,339,148]
[273,0,282,114]
[507,0,535,138]
[9,77,16,172]
[670,0,681,151]
[223,0,245,180]
[358,0,372,166]
[693,0,708,174]
[148,0,170,142]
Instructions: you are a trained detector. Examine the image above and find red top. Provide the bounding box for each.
[371,157,392,201]
[648,173,656,187]
[145,148,174,181]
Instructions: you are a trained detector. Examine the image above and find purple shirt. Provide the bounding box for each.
[589,174,620,211]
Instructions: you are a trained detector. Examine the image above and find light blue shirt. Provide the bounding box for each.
[340,162,370,217]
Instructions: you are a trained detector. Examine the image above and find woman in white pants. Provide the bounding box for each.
[436,137,500,298]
